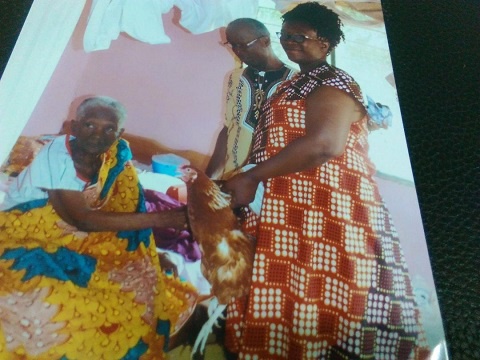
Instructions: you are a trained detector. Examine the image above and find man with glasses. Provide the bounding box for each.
[205,18,296,180]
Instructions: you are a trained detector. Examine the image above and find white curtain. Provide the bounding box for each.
[84,0,174,52]
[82,0,382,53]
[0,0,86,166]
[83,0,259,52]
[175,0,259,34]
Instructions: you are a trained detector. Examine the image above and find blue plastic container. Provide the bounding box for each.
[151,154,189,176]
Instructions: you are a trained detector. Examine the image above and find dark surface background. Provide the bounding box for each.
[1,1,478,359]
[380,2,479,359]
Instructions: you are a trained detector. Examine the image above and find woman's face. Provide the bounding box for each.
[72,107,123,155]
[279,21,329,66]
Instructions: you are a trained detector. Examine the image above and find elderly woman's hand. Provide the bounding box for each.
[224,171,260,208]
[157,205,188,229]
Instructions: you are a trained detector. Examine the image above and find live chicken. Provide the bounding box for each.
[178,165,255,356]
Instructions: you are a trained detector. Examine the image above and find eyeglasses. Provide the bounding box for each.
[276,32,320,44]
[223,37,262,51]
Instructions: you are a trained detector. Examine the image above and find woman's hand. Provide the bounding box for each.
[224,171,260,208]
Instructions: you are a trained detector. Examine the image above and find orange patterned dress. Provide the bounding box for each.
[225,63,428,359]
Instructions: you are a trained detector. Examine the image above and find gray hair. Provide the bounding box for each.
[76,96,127,128]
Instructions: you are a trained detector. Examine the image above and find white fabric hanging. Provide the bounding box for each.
[84,0,259,52]
[83,0,174,52]
[0,0,86,167]
[174,0,259,34]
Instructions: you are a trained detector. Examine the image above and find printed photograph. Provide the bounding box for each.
[0,1,448,359]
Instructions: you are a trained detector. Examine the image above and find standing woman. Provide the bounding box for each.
[224,2,428,359]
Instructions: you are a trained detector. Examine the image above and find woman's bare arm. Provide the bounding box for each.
[48,189,187,232]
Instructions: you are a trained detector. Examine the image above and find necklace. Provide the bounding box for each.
[253,71,266,121]
[245,66,288,129]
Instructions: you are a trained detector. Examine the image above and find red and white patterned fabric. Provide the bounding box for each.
[225,63,428,359]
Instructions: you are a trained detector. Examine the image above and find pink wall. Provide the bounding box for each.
[22,2,235,157]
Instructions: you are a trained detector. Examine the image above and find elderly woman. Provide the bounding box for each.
[224,3,428,359]
[0,96,195,359]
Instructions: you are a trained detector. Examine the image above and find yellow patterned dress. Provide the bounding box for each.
[0,138,195,359]
[225,63,429,359]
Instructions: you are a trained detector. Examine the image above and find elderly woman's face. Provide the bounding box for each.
[279,21,329,65]
[72,107,123,155]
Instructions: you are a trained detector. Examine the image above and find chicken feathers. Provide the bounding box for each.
[178,165,255,356]
[179,165,254,304]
